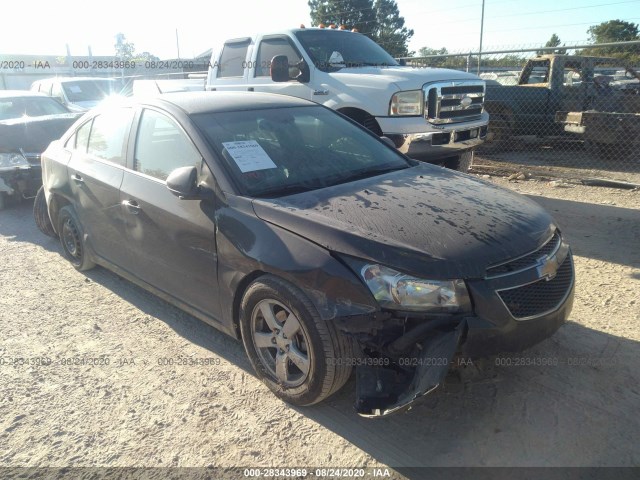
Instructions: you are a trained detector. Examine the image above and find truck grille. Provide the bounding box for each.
[497,254,574,319]
[425,81,485,125]
[487,231,561,277]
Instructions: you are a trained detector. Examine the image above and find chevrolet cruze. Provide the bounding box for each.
[35,92,574,417]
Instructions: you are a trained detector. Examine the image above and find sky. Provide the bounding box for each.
[1,0,639,59]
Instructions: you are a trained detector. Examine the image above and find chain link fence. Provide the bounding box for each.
[404,41,640,185]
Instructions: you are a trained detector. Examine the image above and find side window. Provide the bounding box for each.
[75,120,92,153]
[87,109,134,165]
[217,40,250,78]
[64,133,76,150]
[134,109,201,181]
[255,37,302,77]
[563,64,584,87]
[522,60,550,84]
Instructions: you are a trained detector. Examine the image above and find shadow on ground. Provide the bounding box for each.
[2,186,639,476]
[524,194,640,269]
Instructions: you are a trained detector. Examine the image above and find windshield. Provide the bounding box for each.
[62,80,122,102]
[0,96,69,120]
[295,30,398,71]
[193,106,410,197]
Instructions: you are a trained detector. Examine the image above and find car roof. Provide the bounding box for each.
[0,90,48,98]
[134,91,317,115]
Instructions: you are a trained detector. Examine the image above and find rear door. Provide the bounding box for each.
[67,108,134,268]
[119,108,221,320]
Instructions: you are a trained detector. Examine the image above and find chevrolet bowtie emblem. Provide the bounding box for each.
[536,254,559,281]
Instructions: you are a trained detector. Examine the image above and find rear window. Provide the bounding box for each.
[0,96,68,120]
[217,40,250,78]
[62,80,122,102]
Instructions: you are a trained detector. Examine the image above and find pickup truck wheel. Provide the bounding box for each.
[33,187,57,238]
[240,275,355,406]
[57,206,95,271]
[442,152,473,172]
[483,113,512,152]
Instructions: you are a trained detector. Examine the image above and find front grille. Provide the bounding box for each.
[425,81,485,124]
[498,255,574,319]
[487,231,562,276]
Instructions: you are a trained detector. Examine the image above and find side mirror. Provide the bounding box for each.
[271,55,290,82]
[166,165,201,200]
[296,60,310,83]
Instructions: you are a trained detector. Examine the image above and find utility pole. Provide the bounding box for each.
[478,0,485,75]
[176,29,181,60]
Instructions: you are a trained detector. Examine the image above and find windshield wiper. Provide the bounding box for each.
[252,183,319,198]
[331,165,408,185]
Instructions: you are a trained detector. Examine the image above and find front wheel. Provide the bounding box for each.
[57,205,95,271]
[240,275,355,406]
[443,151,474,172]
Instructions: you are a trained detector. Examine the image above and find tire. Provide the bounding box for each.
[57,205,95,271]
[443,151,474,172]
[33,187,57,238]
[482,112,512,153]
[0,192,5,211]
[239,275,355,406]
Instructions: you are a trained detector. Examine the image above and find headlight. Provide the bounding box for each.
[359,263,471,312]
[389,90,423,116]
[0,153,30,172]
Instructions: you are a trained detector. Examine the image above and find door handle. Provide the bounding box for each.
[71,174,84,184]
[121,199,141,215]
[247,87,254,91]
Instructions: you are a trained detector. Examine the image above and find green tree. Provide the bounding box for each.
[588,20,639,43]
[134,51,160,62]
[415,47,448,67]
[308,0,413,57]
[583,20,639,61]
[537,33,566,55]
[370,0,414,57]
[114,33,136,59]
[308,0,376,34]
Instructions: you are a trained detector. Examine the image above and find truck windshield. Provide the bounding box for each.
[193,105,409,197]
[295,30,398,72]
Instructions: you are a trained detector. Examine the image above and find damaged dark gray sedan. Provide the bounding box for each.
[38,92,574,417]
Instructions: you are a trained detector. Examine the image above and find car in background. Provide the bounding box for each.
[479,71,519,86]
[0,91,82,209]
[31,77,125,112]
[36,92,574,417]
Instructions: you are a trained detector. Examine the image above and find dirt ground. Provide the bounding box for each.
[0,175,638,479]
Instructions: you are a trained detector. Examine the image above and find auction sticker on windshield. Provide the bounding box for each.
[222,140,277,173]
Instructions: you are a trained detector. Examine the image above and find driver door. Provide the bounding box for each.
[119,108,221,321]
[247,35,316,101]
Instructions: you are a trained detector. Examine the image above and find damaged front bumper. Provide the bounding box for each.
[355,321,465,417]
[339,251,575,418]
[0,152,41,200]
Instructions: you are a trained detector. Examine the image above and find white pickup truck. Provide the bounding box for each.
[205,27,489,170]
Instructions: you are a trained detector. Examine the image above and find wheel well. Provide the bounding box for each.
[337,107,383,136]
[485,102,514,127]
[49,194,71,232]
[232,270,266,338]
